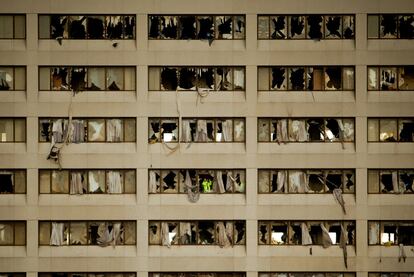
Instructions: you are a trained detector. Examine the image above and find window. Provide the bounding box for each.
[0,15,25,39]
[149,220,246,246]
[0,67,26,91]
[38,118,136,143]
[258,221,355,246]
[38,15,135,39]
[258,169,354,193]
[369,274,414,277]
[0,221,26,245]
[148,118,246,143]
[39,169,135,194]
[38,221,136,246]
[148,66,245,91]
[368,66,414,91]
[37,272,137,277]
[258,118,355,142]
[149,169,245,194]
[368,221,414,245]
[258,66,354,91]
[0,118,26,142]
[368,169,414,194]
[148,15,245,40]
[39,66,136,91]
[150,274,245,277]
[0,170,26,194]
[367,118,414,142]
[259,273,355,277]
[258,15,355,40]
[368,14,414,39]
[0,274,25,277]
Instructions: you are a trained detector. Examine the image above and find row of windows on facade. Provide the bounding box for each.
[2,273,414,277]
[3,14,414,40]
[1,220,413,246]
[1,118,413,143]
[3,66,414,92]
[1,168,413,195]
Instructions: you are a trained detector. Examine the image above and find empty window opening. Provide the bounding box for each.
[307,15,323,39]
[197,16,214,39]
[289,16,305,38]
[399,15,414,39]
[325,16,342,38]
[380,15,398,38]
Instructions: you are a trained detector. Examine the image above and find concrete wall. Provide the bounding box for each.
[0,0,414,276]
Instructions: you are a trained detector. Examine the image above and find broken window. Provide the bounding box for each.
[149,169,245,194]
[368,169,414,194]
[148,118,179,143]
[0,66,26,91]
[0,15,25,39]
[150,220,246,246]
[149,66,244,91]
[307,15,323,39]
[152,274,245,277]
[368,66,414,91]
[258,66,354,91]
[369,221,414,245]
[40,273,136,277]
[39,169,135,194]
[368,118,414,142]
[368,14,414,39]
[178,118,244,143]
[148,15,245,40]
[0,170,26,194]
[39,118,135,143]
[39,66,136,91]
[258,169,355,194]
[289,16,305,39]
[0,118,25,142]
[0,221,26,245]
[259,220,355,246]
[258,15,355,40]
[38,14,136,40]
[39,221,135,246]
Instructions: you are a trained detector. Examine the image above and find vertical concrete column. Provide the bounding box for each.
[246,14,257,51]
[27,168,38,206]
[356,13,367,51]
[137,14,148,51]
[246,65,258,155]
[246,219,258,273]
[26,219,38,258]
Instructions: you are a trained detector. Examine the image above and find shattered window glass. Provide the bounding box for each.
[288,67,305,90]
[288,16,305,39]
[367,67,379,90]
[307,15,323,40]
[271,67,287,90]
[398,15,414,39]
[197,16,214,40]
[380,67,398,90]
[270,16,287,39]
[380,15,398,38]
[343,16,355,39]
[399,119,414,142]
[161,170,178,193]
[307,67,324,91]
[233,16,245,39]
[68,16,87,39]
[161,16,178,39]
[324,67,342,90]
[161,119,179,142]
[324,16,342,39]
[87,16,104,39]
[179,16,196,39]
[398,66,414,90]
[216,16,233,39]
[270,222,288,244]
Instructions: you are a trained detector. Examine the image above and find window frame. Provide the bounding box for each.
[367,118,414,142]
[0,14,26,39]
[0,169,27,194]
[368,220,414,246]
[0,66,26,91]
[0,118,26,143]
[367,14,414,39]
[0,221,26,246]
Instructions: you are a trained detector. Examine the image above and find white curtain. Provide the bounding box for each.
[222,120,233,142]
[320,223,333,248]
[289,171,309,193]
[106,119,122,142]
[289,119,308,142]
[276,170,287,192]
[216,222,232,248]
[216,170,226,193]
[107,171,123,193]
[369,222,379,245]
[181,120,192,142]
[226,171,234,192]
[70,172,83,195]
[161,222,172,247]
[301,222,313,245]
[195,120,208,142]
[179,222,192,244]
[50,222,65,246]
[392,171,400,193]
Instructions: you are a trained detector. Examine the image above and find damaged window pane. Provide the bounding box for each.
[258,16,270,39]
[380,119,398,142]
[289,67,305,90]
[399,15,414,39]
[380,67,398,90]
[39,14,136,40]
[343,16,355,39]
[269,16,287,39]
[148,118,178,143]
[149,15,245,40]
[270,222,288,244]
[271,67,287,90]
[398,119,414,142]
[369,221,414,245]
[369,169,414,194]
[398,66,414,90]
[324,67,342,90]
[380,15,398,38]
[307,15,323,40]
[325,16,342,39]
[289,16,305,39]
